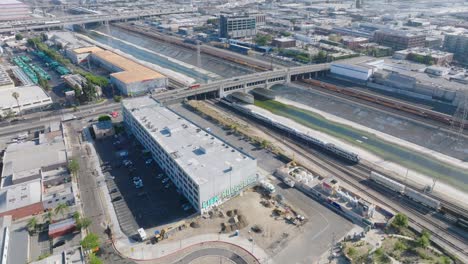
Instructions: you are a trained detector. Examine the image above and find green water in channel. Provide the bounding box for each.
[255,99,468,191]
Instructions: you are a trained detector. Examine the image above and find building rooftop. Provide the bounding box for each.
[0,85,51,111]
[123,97,256,186]
[0,179,42,214]
[72,47,165,84]
[0,66,13,88]
[1,131,67,185]
[31,246,84,264]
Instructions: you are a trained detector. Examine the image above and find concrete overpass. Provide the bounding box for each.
[154,63,330,104]
[0,8,194,33]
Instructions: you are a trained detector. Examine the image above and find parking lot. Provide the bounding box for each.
[94,132,195,239]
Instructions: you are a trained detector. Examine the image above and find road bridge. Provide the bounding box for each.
[154,63,330,104]
[0,8,194,33]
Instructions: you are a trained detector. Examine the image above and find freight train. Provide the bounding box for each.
[369,171,441,210]
[301,79,465,129]
[221,99,360,163]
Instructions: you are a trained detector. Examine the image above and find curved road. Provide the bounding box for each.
[174,248,248,264]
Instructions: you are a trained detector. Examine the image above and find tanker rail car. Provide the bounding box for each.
[370,171,441,211]
[221,99,360,163]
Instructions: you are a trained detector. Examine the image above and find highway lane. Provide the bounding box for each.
[0,103,119,137]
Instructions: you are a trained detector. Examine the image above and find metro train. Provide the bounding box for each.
[370,171,441,211]
[221,99,360,163]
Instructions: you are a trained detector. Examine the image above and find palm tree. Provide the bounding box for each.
[27,217,38,234]
[11,92,21,116]
[43,210,53,224]
[54,203,69,219]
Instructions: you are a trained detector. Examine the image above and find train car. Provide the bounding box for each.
[456,218,468,231]
[370,171,406,193]
[405,187,441,210]
[324,143,360,163]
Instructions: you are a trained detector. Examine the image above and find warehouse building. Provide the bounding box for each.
[122,97,258,212]
[70,47,168,96]
[0,85,52,116]
[272,37,296,48]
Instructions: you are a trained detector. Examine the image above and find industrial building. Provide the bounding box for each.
[0,85,52,116]
[70,47,168,96]
[393,48,453,66]
[329,57,467,106]
[122,97,258,213]
[373,29,426,51]
[272,37,296,48]
[443,33,468,65]
[219,15,257,39]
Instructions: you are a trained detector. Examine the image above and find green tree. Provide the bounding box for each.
[38,77,50,90]
[113,95,122,102]
[89,253,103,264]
[27,217,38,234]
[43,210,53,224]
[254,34,272,46]
[11,91,21,116]
[98,115,111,122]
[40,33,48,41]
[15,34,23,40]
[81,233,100,250]
[392,213,408,229]
[347,246,357,258]
[68,159,79,176]
[73,211,80,222]
[417,230,431,248]
[77,217,92,230]
[260,139,270,149]
[54,203,69,218]
[394,240,407,251]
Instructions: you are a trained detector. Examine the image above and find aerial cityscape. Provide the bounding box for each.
[0,0,467,263]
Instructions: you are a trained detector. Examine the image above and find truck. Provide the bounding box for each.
[260,180,276,194]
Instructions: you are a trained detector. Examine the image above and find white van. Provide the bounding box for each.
[137,228,147,241]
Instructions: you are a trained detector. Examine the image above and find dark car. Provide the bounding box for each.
[112,196,122,202]
[109,188,118,194]
[53,240,66,248]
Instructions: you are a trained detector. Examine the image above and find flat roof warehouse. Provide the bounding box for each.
[72,47,165,84]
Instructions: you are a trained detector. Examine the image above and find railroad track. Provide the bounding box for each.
[204,99,468,260]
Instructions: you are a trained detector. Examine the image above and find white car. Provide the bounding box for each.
[145,159,153,165]
[134,179,143,188]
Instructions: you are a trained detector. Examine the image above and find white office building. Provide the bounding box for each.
[122,97,258,213]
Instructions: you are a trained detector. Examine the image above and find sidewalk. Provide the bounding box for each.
[83,126,270,263]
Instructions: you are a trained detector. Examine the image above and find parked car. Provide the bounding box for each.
[109,188,118,194]
[156,173,164,179]
[162,178,170,184]
[145,159,153,165]
[164,183,171,189]
[112,196,123,202]
[53,240,66,248]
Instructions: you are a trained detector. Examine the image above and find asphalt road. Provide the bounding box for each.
[174,248,249,264]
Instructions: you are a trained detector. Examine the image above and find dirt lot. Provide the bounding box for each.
[164,189,306,254]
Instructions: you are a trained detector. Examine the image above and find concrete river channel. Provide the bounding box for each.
[85,25,468,191]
